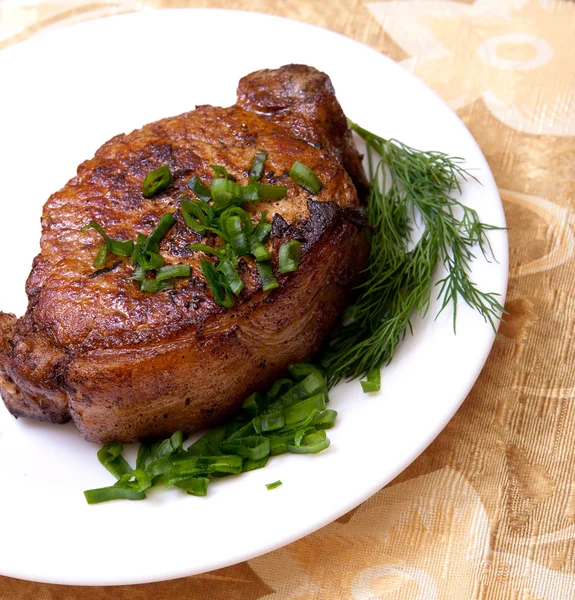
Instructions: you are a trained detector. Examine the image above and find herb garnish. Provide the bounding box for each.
[319,121,504,389]
[84,364,332,503]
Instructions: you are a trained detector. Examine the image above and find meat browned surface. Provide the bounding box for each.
[0,64,368,443]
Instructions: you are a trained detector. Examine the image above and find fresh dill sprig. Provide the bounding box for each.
[320,121,505,388]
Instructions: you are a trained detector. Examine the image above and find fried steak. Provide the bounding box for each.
[0,64,368,442]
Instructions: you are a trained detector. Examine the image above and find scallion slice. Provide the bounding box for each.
[253,212,272,243]
[256,184,288,200]
[219,435,271,460]
[278,240,302,274]
[256,262,278,291]
[187,175,212,202]
[84,485,146,504]
[140,279,174,293]
[241,184,260,202]
[223,215,249,256]
[145,213,176,252]
[139,250,164,271]
[211,165,230,179]
[81,221,134,266]
[142,165,172,198]
[218,258,244,296]
[289,161,322,194]
[360,368,381,393]
[155,264,191,282]
[249,150,267,181]
[188,243,225,258]
[172,476,209,496]
[200,259,233,308]
[265,480,282,490]
[287,429,330,454]
[211,177,242,204]
[97,444,132,480]
[249,235,270,262]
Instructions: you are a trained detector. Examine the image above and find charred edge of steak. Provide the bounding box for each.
[0,312,71,423]
[271,199,367,253]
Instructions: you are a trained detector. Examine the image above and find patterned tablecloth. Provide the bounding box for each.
[1,1,574,598]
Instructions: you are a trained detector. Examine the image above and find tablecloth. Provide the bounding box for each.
[1,0,574,598]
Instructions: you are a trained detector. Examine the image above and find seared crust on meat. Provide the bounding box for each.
[0,65,368,442]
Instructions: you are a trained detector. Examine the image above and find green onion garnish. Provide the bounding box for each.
[142,165,172,198]
[278,240,302,273]
[249,150,267,181]
[256,184,288,200]
[218,258,244,296]
[173,476,209,496]
[188,243,225,258]
[97,444,132,480]
[265,480,282,490]
[248,235,270,262]
[223,214,249,256]
[140,279,174,293]
[289,161,322,194]
[211,165,230,179]
[144,213,176,253]
[253,212,272,243]
[256,262,278,291]
[360,368,381,393]
[187,175,212,202]
[81,221,134,267]
[84,485,146,504]
[155,264,191,282]
[211,177,242,206]
[200,259,233,308]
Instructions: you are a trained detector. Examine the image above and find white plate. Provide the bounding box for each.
[0,9,508,586]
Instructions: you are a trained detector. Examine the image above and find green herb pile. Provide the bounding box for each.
[84,364,331,503]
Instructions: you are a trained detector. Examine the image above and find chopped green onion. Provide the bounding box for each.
[140,279,174,293]
[241,393,263,419]
[93,246,108,268]
[256,184,288,200]
[360,368,381,393]
[136,443,154,471]
[84,485,146,504]
[211,165,230,179]
[223,215,249,256]
[128,264,146,281]
[278,240,302,274]
[267,378,293,401]
[265,480,282,490]
[188,243,225,258]
[256,262,278,291]
[254,212,272,243]
[139,250,164,271]
[241,184,260,202]
[249,235,271,262]
[155,264,191,282]
[218,258,244,296]
[187,175,212,201]
[288,363,321,381]
[172,476,209,496]
[187,425,228,457]
[142,165,172,198]
[145,213,176,252]
[243,456,270,472]
[200,259,233,308]
[311,409,338,430]
[81,221,134,267]
[249,150,267,181]
[219,436,271,460]
[287,429,330,454]
[289,161,322,194]
[97,444,132,480]
[211,177,242,205]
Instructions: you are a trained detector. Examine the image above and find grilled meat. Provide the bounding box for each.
[0,64,368,442]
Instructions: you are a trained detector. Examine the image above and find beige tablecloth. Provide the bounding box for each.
[1,1,574,598]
